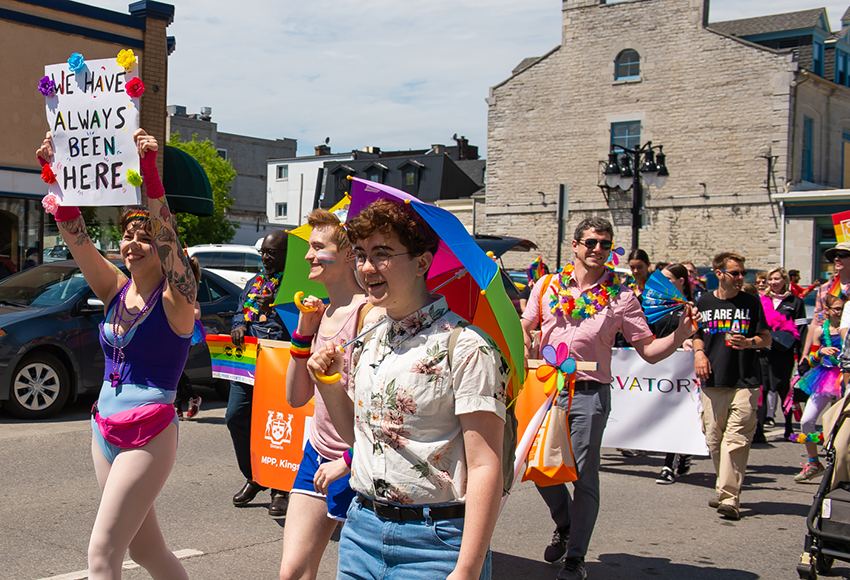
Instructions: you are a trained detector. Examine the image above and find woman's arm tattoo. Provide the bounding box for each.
[58,216,91,246]
[149,199,197,305]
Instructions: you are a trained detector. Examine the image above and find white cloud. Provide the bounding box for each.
[84,0,847,156]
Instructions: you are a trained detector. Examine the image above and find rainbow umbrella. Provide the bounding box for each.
[347,177,526,401]
[272,196,350,335]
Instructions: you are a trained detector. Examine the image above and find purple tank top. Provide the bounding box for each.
[99,283,191,391]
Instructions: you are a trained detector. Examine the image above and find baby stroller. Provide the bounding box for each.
[797,392,850,579]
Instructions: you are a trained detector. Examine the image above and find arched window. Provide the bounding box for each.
[615,49,640,80]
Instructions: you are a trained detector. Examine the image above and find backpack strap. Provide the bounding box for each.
[538,273,556,328]
[356,302,375,335]
[446,321,470,368]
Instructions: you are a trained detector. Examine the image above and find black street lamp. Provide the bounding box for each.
[603,142,669,250]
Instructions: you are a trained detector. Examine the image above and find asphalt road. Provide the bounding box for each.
[0,387,841,580]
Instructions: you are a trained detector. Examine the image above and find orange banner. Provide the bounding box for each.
[250,340,315,492]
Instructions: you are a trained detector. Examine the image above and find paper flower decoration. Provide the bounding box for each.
[789,432,824,444]
[37,76,56,97]
[41,165,57,184]
[126,169,143,186]
[41,193,59,215]
[68,52,85,73]
[125,77,145,98]
[536,343,577,396]
[606,246,625,267]
[116,49,136,70]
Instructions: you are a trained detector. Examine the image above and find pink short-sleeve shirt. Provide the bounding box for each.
[523,268,653,383]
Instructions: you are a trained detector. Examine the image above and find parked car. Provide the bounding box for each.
[0,260,241,419]
[473,234,538,314]
[188,244,262,289]
[43,244,70,263]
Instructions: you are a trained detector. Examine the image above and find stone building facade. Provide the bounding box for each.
[486,0,850,281]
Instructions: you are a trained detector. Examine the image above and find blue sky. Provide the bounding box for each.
[87,0,848,156]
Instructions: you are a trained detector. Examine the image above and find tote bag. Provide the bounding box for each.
[523,386,577,486]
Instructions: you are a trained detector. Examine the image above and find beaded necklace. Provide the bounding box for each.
[244,270,283,322]
[549,263,622,319]
[108,277,166,387]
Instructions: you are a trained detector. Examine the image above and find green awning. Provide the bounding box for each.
[163,145,215,216]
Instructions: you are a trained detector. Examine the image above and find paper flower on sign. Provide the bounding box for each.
[535,343,577,396]
[42,193,59,215]
[116,49,136,70]
[41,165,57,184]
[68,52,85,73]
[126,169,143,187]
[606,246,625,268]
[125,77,145,98]
[37,76,56,97]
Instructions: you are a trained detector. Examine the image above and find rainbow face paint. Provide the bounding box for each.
[316,250,335,264]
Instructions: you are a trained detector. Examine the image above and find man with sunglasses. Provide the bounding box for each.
[226,230,291,516]
[522,217,696,580]
[692,252,770,520]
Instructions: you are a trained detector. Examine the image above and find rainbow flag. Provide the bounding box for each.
[527,255,545,281]
[833,210,850,244]
[827,275,845,298]
[208,334,259,385]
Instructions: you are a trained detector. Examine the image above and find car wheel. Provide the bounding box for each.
[4,352,70,419]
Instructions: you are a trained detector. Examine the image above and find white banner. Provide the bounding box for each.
[602,348,709,456]
[43,55,141,206]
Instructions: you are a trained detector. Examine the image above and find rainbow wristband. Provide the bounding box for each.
[343,448,353,468]
[290,331,313,359]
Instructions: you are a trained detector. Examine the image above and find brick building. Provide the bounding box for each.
[486,0,850,281]
[0,0,174,271]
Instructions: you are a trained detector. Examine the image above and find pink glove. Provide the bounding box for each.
[139,148,165,199]
[38,157,81,222]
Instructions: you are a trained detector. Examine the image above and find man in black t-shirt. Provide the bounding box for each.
[693,251,771,521]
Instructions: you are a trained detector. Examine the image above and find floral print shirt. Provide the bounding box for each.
[349,296,508,506]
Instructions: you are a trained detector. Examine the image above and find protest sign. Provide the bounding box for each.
[602,348,708,456]
[250,340,314,492]
[41,52,142,207]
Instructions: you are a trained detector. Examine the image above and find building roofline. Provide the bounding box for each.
[704,26,797,56]
[267,153,355,163]
[14,0,147,28]
[489,44,561,93]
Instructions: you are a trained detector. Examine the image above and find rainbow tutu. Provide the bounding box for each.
[795,364,842,399]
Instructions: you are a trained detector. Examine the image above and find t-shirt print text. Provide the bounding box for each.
[701,307,751,335]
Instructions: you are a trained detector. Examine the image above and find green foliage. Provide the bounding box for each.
[166,133,238,246]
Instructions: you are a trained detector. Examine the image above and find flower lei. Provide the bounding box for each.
[789,431,824,444]
[549,263,622,319]
[243,271,282,322]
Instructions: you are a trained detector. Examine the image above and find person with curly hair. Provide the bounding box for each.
[309,198,510,580]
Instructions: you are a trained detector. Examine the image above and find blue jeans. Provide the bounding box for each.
[336,498,491,580]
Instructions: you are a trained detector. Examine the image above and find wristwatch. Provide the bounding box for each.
[749,338,756,348]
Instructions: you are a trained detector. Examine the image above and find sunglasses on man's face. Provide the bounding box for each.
[260,248,279,258]
[721,269,747,278]
[834,252,850,260]
[576,238,613,252]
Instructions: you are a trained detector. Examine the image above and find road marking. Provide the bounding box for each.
[38,549,204,580]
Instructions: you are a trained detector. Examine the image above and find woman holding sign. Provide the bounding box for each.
[37,129,194,580]
[279,208,382,580]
